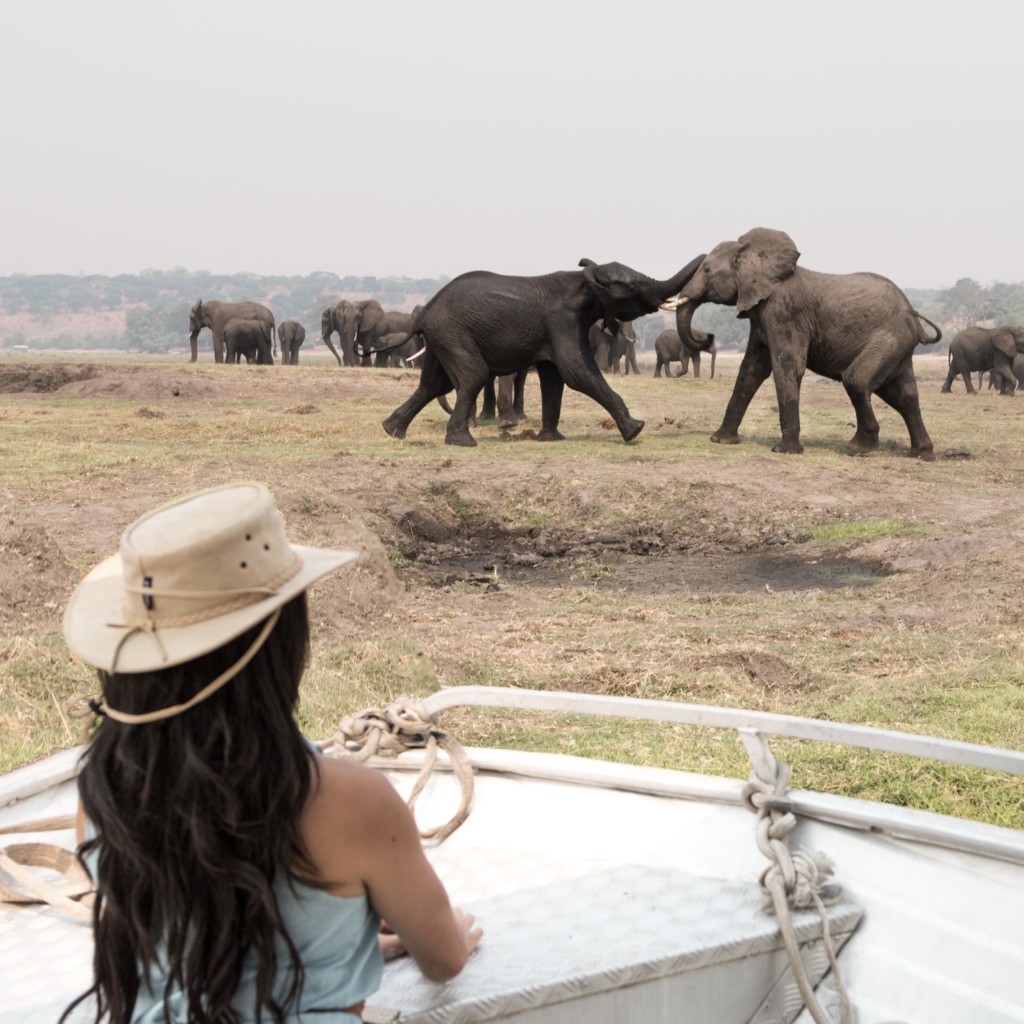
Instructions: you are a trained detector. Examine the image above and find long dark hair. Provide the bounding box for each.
[64,594,317,1024]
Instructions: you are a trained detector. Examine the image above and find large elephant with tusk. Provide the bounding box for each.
[188,299,276,364]
[666,227,941,458]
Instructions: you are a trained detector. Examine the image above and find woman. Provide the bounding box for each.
[61,482,481,1024]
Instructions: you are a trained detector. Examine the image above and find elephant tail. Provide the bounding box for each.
[913,311,942,347]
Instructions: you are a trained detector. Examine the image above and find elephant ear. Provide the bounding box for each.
[734,228,800,314]
[992,328,1017,360]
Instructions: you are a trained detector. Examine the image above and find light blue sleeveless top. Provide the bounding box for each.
[85,767,385,1021]
[130,878,383,1023]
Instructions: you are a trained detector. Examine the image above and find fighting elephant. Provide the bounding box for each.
[223,318,274,365]
[941,325,1024,395]
[188,299,276,364]
[382,255,705,446]
[321,300,361,366]
[278,320,305,365]
[654,329,717,378]
[589,320,639,375]
[671,228,940,458]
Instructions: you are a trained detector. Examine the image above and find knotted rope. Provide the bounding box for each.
[742,758,854,1024]
[321,700,474,843]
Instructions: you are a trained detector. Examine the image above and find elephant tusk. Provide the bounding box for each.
[659,297,686,311]
[407,346,425,362]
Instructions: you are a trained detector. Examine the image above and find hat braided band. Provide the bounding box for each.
[119,556,303,630]
[100,608,281,725]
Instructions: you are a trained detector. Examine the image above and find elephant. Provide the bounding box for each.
[654,329,717,378]
[223,318,274,365]
[984,353,1024,393]
[188,299,276,364]
[321,300,361,366]
[382,255,705,446]
[278,320,305,365]
[355,304,424,367]
[941,326,1024,395]
[589,320,639,375]
[671,228,941,458]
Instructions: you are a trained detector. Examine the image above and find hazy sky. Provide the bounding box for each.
[2,1,1022,288]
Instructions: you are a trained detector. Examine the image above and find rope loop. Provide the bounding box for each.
[324,699,474,843]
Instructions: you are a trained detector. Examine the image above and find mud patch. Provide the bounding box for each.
[399,545,889,595]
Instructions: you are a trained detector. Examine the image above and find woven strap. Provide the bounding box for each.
[0,843,94,921]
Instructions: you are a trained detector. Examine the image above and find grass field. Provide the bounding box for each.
[1,350,1022,828]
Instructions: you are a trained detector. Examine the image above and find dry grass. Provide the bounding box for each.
[1,351,1023,827]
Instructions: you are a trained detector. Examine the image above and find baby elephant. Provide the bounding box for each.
[278,320,305,365]
[223,318,274,365]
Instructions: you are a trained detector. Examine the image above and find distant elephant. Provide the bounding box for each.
[941,326,1024,395]
[278,320,305,365]
[984,353,1024,393]
[382,255,705,446]
[589,320,639,375]
[654,329,717,378]
[223,318,274,365]
[356,330,424,367]
[321,300,360,366]
[672,227,940,457]
[355,303,424,367]
[188,299,276,364]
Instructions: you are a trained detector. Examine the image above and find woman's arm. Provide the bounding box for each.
[305,758,482,982]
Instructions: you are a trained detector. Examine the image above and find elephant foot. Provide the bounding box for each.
[772,438,804,454]
[382,416,408,440]
[846,434,879,455]
[939,386,952,393]
[536,428,566,442]
[620,417,645,442]
[445,429,478,447]
[910,444,935,461]
[710,430,740,445]
[477,412,496,423]
[498,417,517,430]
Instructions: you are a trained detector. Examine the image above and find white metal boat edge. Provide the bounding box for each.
[0,685,1022,1024]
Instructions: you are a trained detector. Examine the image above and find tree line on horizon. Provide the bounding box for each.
[0,268,1021,354]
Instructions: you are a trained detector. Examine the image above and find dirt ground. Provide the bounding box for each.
[2,354,1023,735]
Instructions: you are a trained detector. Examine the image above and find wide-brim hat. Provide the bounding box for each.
[63,482,358,674]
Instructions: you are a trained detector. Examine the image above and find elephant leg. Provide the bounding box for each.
[443,357,491,447]
[479,376,498,422]
[875,370,934,459]
[994,361,1017,395]
[940,361,957,392]
[654,358,663,377]
[213,329,226,364]
[382,350,453,439]
[555,340,644,441]
[768,346,806,454]
[513,368,527,422]
[496,374,518,428]
[712,333,773,445]
[839,342,905,453]
[535,361,566,441]
[693,353,701,379]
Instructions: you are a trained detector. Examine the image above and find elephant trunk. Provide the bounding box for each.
[675,299,714,353]
[188,331,199,363]
[643,254,707,306]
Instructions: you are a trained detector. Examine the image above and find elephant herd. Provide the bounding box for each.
[185,226,1020,458]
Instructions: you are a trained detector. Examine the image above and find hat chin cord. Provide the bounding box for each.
[94,608,282,725]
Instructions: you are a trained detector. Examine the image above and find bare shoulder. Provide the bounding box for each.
[301,756,412,893]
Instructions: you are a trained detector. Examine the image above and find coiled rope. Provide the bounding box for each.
[320,700,474,843]
[742,755,854,1024]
